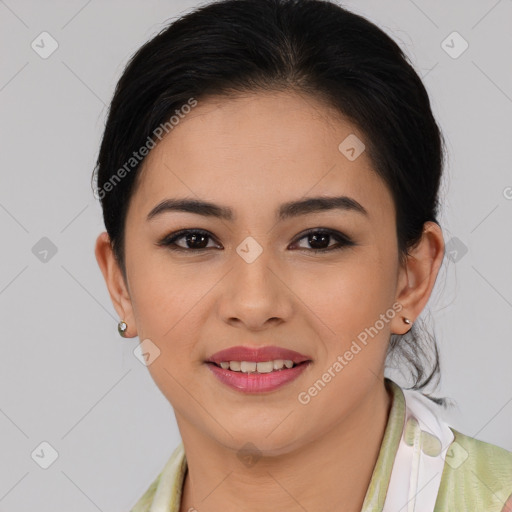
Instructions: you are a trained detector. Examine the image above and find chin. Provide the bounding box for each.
[218,427,306,459]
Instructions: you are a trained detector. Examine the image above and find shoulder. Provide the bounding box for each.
[130,471,162,512]
[129,442,187,512]
[434,427,512,511]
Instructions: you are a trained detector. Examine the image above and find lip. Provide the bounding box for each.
[204,345,313,394]
[206,361,311,393]
[205,345,312,365]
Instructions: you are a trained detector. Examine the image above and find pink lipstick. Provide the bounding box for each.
[204,345,312,393]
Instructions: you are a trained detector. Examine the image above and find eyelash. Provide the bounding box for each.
[157,228,355,254]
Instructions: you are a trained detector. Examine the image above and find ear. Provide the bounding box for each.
[94,231,137,338]
[391,221,445,335]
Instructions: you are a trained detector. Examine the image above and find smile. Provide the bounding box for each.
[205,360,311,393]
[213,359,298,373]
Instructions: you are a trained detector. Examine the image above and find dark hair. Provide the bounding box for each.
[93,0,447,404]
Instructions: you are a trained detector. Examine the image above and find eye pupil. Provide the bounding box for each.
[187,232,208,249]
[309,233,330,249]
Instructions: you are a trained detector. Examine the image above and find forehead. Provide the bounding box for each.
[131,90,394,223]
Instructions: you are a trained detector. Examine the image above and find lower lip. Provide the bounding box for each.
[205,362,311,393]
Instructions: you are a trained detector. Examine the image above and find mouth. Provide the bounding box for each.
[204,345,312,392]
[205,345,312,369]
[205,359,310,374]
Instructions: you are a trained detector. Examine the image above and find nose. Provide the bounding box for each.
[217,246,294,331]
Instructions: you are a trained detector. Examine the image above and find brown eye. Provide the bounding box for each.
[157,229,221,251]
[291,229,355,253]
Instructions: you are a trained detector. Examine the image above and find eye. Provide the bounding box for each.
[290,228,355,253]
[157,228,355,254]
[157,229,221,252]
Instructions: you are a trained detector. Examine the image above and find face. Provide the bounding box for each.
[106,90,411,454]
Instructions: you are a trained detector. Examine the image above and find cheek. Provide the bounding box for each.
[128,268,175,338]
[289,250,397,365]
[126,241,184,325]
[126,248,214,359]
[299,255,394,327]
[127,257,207,402]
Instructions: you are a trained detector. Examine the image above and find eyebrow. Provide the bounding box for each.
[146,195,368,222]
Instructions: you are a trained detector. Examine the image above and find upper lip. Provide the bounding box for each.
[205,345,312,365]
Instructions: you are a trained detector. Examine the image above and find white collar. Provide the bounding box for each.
[380,386,454,512]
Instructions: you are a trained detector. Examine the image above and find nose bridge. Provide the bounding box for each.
[218,238,291,327]
[232,237,275,293]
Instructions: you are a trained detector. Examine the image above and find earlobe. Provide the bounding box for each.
[94,231,137,337]
[391,222,445,335]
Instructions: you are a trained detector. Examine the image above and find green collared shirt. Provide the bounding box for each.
[131,379,512,511]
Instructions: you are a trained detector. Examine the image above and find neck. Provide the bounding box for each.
[177,378,393,512]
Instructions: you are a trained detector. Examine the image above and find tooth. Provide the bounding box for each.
[240,361,257,373]
[229,361,241,371]
[256,361,274,373]
[220,360,298,372]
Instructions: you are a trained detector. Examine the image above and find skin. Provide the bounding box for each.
[95,90,445,512]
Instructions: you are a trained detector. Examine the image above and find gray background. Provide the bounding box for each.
[1,0,511,510]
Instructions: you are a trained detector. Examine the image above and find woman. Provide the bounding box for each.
[93,0,512,510]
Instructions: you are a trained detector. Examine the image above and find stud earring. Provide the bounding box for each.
[118,320,128,337]
[403,317,411,325]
